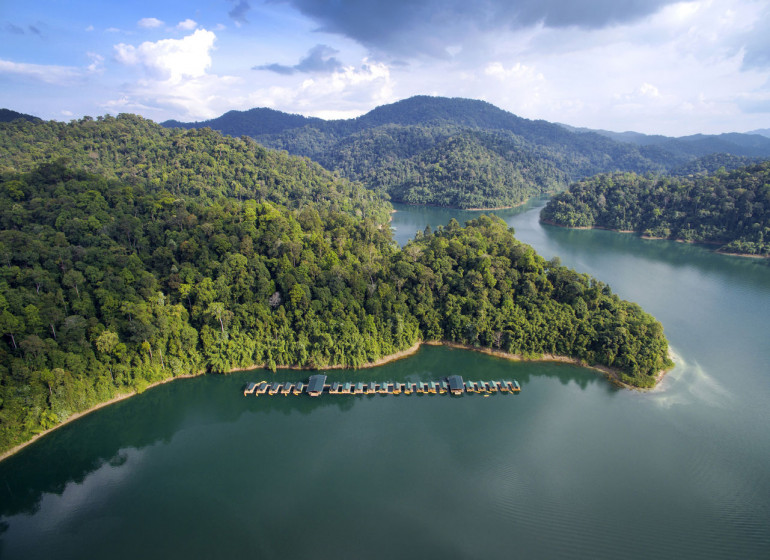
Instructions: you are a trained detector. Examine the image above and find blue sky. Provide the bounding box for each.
[2,0,770,135]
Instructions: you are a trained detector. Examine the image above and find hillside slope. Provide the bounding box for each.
[0,108,40,123]
[541,162,770,256]
[164,96,694,209]
[0,114,391,223]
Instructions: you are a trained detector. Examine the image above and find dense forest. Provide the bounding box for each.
[0,114,391,224]
[329,128,567,208]
[0,118,672,452]
[541,162,770,256]
[165,96,770,210]
[669,153,760,176]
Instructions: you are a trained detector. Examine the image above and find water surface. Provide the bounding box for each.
[1,201,768,559]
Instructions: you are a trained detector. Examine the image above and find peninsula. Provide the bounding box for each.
[0,115,672,456]
[541,162,770,257]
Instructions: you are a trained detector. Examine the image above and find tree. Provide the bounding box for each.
[206,302,231,335]
[0,309,22,349]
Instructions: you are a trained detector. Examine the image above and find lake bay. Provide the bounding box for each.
[1,200,768,559]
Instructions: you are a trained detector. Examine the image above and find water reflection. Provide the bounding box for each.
[3,201,770,559]
[0,345,609,520]
[544,223,769,274]
[390,200,538,246]
[0,375,349,518]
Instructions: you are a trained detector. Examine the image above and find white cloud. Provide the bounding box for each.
[411,0,770,134]
[289,59,394,114]
[242,59,396,119]
[76,0,766,134]
[177,19,198,31]
[138,17,164,29]
[620,82,662,101]
[115,29,216,83]
[0,58,85,84]
[87,52,104,73]
[484,61,544,82]
[110,29,241,120]
[107,22,395,122]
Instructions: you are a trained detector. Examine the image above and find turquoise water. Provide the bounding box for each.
[1,201,768,559]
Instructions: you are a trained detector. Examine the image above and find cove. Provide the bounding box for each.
[1,200,768,559]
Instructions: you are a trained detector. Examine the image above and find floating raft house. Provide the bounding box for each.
[307,374,327,397]
[245,374,520,398]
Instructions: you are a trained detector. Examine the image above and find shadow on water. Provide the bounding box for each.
[0,345,612,519]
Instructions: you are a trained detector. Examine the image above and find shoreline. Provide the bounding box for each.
[0,371,202,464]
[0,343,423,463]
[393,200,526,212]
[422,340,672,391]
[541,220,769,259]
[464,203,518,211]
[0,340,668,463]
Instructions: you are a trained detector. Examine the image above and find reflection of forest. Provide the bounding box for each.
[0,346,609,520]
[0,373,351,518]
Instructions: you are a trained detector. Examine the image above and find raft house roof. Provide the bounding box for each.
[447,375,464,393]
[307,374,327,396]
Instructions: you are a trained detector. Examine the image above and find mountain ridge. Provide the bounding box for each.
[163,96,770,209]
[559,122,770,157]
[0,108,41,123]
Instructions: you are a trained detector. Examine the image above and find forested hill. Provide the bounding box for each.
[669,153,760,176]
[541,162,770,256]
[162,96,700,210]
[163,107,323,137]
[0,108,40,123]
[0,114,391,223]
[0,154,672,452]
[162,96,770,211]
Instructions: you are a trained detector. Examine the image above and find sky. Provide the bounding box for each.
[1,0,770,136]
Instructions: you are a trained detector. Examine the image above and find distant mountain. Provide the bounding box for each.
[657,133,770,158]
[563,122,770,158]
[163,107,322,137]
[558,124,671,146]
[164,96,770,209]
[748,128,770,138]
[0,108,40,123]
[669,153,759,176]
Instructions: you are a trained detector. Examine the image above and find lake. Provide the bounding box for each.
[1,200,769,559]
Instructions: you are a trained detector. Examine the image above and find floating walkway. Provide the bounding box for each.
[244,374,520,397]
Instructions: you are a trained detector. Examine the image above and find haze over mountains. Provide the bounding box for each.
[560,124,770,157]
[163,96,770,208]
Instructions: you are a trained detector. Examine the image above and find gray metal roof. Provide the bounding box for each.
[307,374,327,394]
[447,375,464,391]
